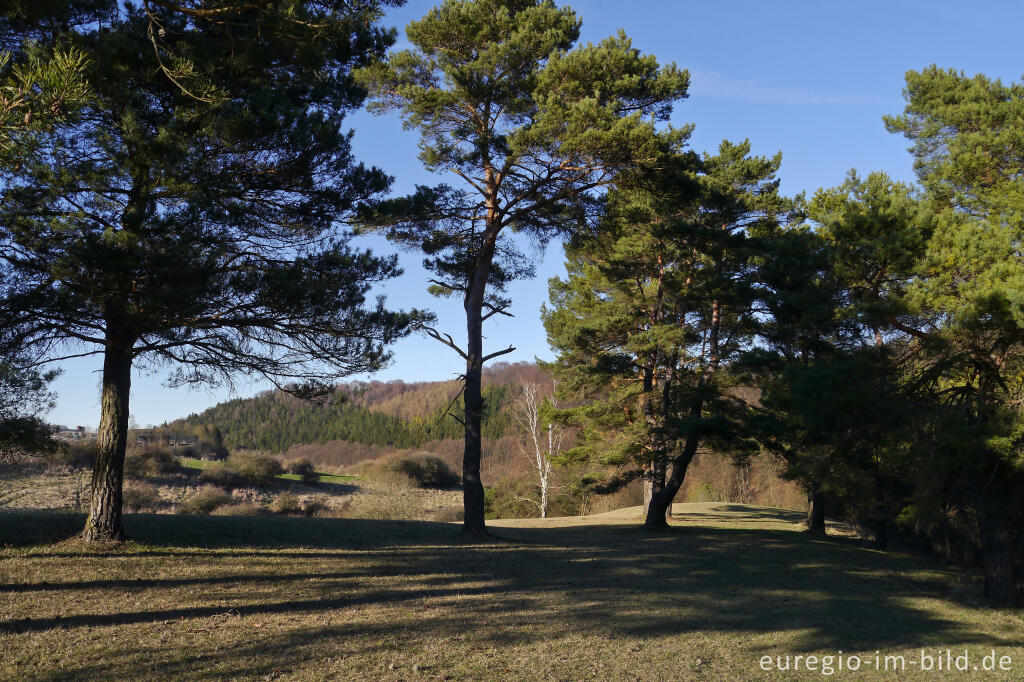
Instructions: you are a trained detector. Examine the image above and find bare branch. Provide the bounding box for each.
[482,345,516,363]
[420,325,469,360]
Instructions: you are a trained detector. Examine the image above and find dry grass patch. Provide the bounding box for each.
[0,504,1021,681]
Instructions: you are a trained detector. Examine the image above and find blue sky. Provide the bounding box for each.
[46,0,1024,428]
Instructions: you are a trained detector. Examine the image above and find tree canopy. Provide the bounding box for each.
[0,0,416,540]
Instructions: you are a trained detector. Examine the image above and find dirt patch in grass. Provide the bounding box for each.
[1,504,1021,681]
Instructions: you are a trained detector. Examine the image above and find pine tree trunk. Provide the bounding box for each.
[978,494,1019,605]
[807,487,826,536]
[644,431,699,529]
[643,297,721,529]
[82,339,133,542]
[642,459,667,521]
[461,243,493,536]
[873,520,888,550]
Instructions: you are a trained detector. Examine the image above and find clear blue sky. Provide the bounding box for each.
[46,0,1024,428]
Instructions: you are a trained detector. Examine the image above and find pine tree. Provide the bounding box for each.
[0,2,415,541]
[883,67,1024,604]
[544,141,786,528]
[751,173,929,537]
[355,0,689,534]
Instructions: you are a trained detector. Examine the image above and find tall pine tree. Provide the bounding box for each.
[544,141,787,528]
[355,0,689,534]
[0,1,415,540]
[883,67,1024,604]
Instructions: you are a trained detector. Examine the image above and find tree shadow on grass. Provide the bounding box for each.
[3,507,1020,680]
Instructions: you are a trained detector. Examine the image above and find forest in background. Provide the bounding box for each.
[154,361,805,517]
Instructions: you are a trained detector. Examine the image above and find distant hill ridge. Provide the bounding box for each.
[163,362,551,454]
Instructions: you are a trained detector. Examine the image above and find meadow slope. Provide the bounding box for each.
[1,503,1021,680]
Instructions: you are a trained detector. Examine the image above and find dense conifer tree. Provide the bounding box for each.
[750,173,929,536]
[882,67,1024,604]
[544,141,787,528]
[0,1,415,540]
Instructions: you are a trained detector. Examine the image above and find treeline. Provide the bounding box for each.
[542,70,1024,605]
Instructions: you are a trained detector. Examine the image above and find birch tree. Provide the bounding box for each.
[510,381,561,517]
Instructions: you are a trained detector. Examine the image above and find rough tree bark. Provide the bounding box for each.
[977,491,1019,605]
[644,422,699,529]
[807,487,826,536]
[462,301,487,536]
[461,231,500,536]
[82,330,134,541]
[640,361,669,523]
[643,459,666,519]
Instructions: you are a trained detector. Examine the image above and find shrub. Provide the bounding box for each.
[124,447,180,478]
[228,452,283,486]
[123,481,160,512]
[211,502,264,516]
[345,492,419,520]
[272,491,302,515]
[179,486,230,515]
[691,482,720,503]
[46,441,96,470]
[301,495,330,517]
[392,453,459,489]
[199,462,248,489]
[198,453,284,488]
[360,465,415,492]
[484,478,539,519]
[359,453,458,489]
[288,457,320,484]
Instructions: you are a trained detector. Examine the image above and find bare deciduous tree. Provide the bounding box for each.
[510,381,561,518]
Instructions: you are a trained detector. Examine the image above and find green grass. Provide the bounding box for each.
[1,503,1021,680]
[176,457,357,484]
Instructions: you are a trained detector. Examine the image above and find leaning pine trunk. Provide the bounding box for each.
[644,430,699,529]
[807,487,826,536]
[82,339,133,542]
[644,298,722,529]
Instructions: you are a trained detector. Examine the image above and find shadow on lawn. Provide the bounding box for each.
[1,507,1017,681]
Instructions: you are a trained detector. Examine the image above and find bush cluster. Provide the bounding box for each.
[124,447,181,478]
[123,481,161,512]
[271,491,302,515]
[359,452,459,489]
[212,502,264,516]
[198,452,283,489]
[178,486,231,515]
[45,441,96,469]
[287,457,320,484]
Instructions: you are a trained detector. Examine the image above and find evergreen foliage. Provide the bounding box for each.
[0,1,415,541]
[880,67,1024,604]
[543,140,788,527]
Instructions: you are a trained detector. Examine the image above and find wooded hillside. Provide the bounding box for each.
[164,362,551,455]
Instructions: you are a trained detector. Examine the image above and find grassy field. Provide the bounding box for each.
[1,503,1021,680]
